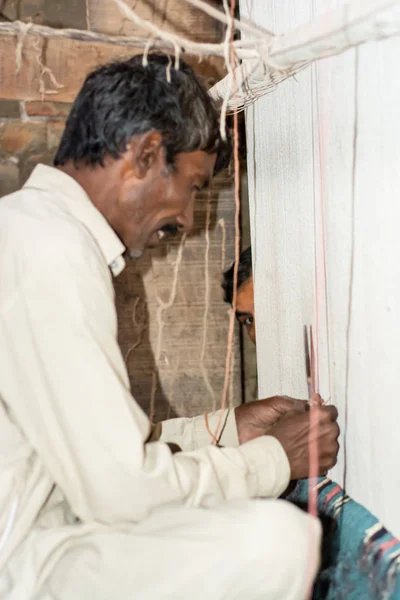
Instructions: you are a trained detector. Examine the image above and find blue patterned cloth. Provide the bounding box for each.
[288,478,400,599]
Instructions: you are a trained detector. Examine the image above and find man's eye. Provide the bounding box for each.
[244,317,253,325]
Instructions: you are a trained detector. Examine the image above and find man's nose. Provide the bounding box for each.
[177,203,194,234]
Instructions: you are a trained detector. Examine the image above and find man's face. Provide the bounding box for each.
[112,135,216,258]
[236,277,256,344]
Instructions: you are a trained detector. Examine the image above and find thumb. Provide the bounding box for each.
[310,393,324,407]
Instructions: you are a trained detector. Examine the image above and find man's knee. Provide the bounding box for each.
[230,499,322,599]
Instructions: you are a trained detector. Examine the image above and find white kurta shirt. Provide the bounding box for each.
[0,165,290,583]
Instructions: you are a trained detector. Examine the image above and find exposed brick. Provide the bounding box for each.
[42,0,87,29]
[25,102,71,119]
[46,120,66,151]
[2,0,86,29]
[0,101,21,119]
[1,0,46,24]
[0,23,224,104]
[0,160,20,197]
[0,121,55,188]
[0,122,46,155]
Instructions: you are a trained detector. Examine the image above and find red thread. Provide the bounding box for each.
[204,412,218,446]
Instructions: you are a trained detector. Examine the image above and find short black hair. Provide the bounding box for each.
[222,246,252,304]
[54,53,231,174]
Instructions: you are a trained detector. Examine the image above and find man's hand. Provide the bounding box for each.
[268,405,340,480]
[235,395,316,444]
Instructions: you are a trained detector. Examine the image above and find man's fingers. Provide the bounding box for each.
[322,405,338,422]
[287,399,309,414]
[271,396,309,414]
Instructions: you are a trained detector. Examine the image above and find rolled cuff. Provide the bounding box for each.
[159,408,239,451]
[193,409,239,448]
[238,436,291,498]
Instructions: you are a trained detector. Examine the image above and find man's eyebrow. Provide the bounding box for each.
[235,310,251,318]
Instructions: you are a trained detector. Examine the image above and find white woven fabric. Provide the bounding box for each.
[209,0,400,111]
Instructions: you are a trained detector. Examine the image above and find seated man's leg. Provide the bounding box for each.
[35,499,321,600]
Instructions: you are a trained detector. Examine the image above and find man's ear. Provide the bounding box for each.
[123,131,164,181]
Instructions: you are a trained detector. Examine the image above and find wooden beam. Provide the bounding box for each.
[0,23,225,103]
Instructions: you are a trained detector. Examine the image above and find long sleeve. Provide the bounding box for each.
[159,409,240,449]
[0,240,290,526]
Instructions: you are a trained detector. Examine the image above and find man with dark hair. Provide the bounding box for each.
[0,55,339,599]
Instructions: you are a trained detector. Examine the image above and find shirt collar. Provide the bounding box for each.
[23,164,126,277]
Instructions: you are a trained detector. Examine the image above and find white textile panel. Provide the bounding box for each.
[241,0,400,536]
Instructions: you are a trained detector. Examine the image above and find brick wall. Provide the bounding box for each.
[0,100,69,193]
